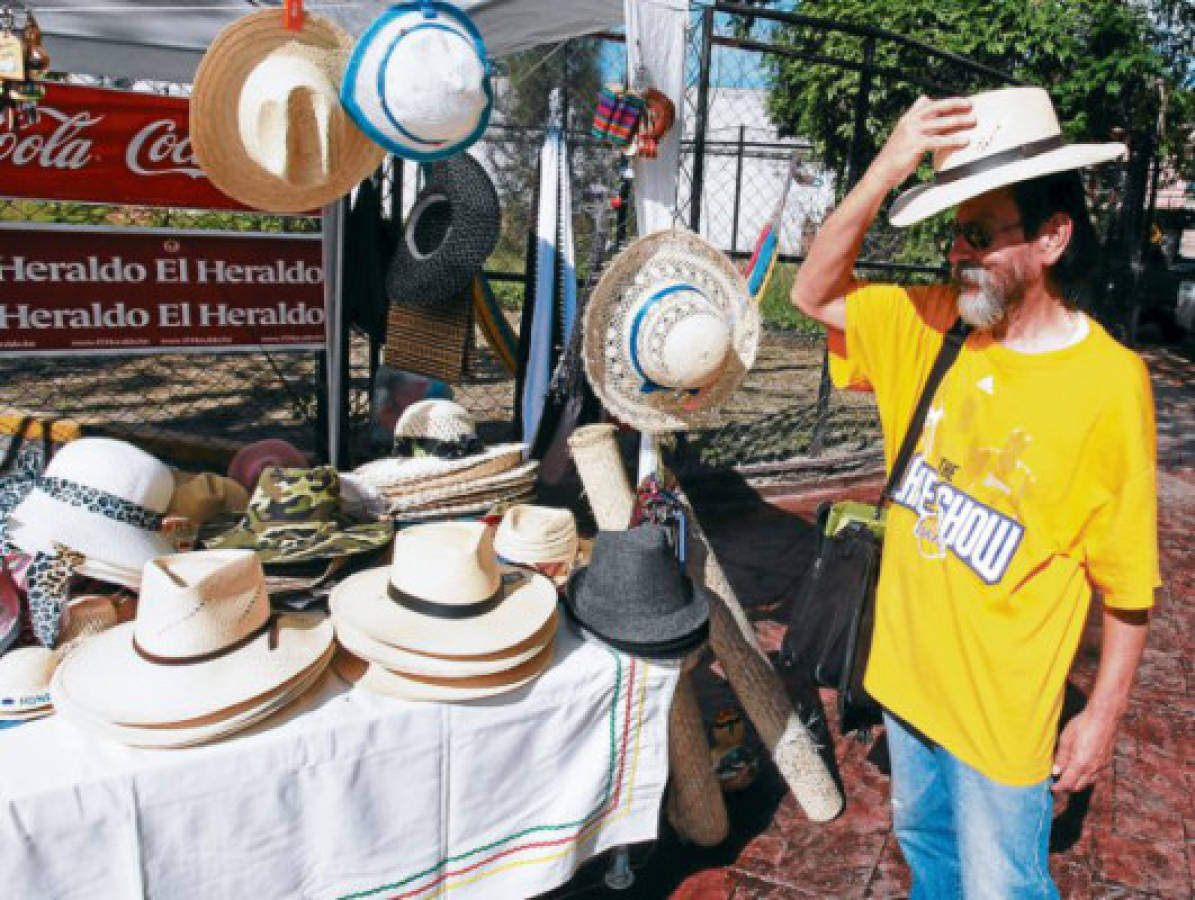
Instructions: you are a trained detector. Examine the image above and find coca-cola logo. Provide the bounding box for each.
[0,104,205,179]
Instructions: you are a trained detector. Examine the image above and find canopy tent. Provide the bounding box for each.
[38,0,624,84]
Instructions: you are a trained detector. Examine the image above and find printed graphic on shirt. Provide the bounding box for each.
[891,454,1025,584]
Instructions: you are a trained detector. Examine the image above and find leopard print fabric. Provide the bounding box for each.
[36,477,164,530]
[25,543,85,648]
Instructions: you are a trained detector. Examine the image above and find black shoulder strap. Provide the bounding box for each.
[881,318,971,504]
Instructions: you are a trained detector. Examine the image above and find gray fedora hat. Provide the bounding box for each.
[564,525,709,660]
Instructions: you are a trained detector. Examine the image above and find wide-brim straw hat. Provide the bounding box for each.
[191,10,385,213]
[584,229,760,432]
[329,522,557,657]
[390,488,536,523]
[385,461,539,514]
[889,87,1127,227]
[51,644,333,748]
[0,646,56,718]
[356,444,526,497]
[333,639,555,702]
[333,608,557,679]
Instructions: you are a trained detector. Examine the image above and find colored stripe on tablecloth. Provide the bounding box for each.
[340,651,651,899]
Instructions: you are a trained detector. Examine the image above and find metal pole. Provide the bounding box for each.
[689,5,715,233]
[730,124,745,254]
[845,36,875,190]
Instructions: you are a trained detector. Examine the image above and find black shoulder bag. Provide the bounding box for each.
[780,319,970,734]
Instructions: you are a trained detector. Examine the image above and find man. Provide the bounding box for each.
[791,87,1159,897]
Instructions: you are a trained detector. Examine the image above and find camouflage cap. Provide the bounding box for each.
[204,465,393,564]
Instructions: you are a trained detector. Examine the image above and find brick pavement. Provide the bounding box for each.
[554,346,1194,899]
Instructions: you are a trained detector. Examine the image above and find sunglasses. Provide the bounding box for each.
[948,219,1023,251]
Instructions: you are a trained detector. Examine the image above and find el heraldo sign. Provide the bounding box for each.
[0,224,325,356]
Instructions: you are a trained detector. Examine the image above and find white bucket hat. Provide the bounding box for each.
[584,229,760,432]
[51,549,333,728]
[341,0,492,161]
[889,87,1127,227]
[329,521,557,657]
[7,437,175,588]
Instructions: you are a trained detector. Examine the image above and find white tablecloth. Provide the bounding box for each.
[0,623,679,900]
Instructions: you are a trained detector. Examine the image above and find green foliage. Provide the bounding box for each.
[765,0,1194,188]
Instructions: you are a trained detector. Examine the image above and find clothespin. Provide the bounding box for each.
[284,0,303,31]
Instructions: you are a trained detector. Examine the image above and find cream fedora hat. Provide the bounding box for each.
[51,550,333,726]
[333,640,555,702]
[7,437,174,588]
[0,646,56,719]
[889,87,1127,227]
[329,521,557,657]
[340,1,492,161]
[494,504,579,573]
[190,10,385,213]
[583,229,760,432]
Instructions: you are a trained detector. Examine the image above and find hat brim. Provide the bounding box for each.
[8,488,173,587]
[333,608,557,678]
[564,566,711,649]
[340,3,492,161]
[890,143,1127,227]
[333,640,554,702]
[583,229,760,432]
[390,487,537,523]
[329,566,557,657]
[50,645,333,748]
[190,10,386,213]
[50,613,333,726]
[355,444,525,494]
[387,462,539,513]
[203,520,393,565]
[569,616,710,661]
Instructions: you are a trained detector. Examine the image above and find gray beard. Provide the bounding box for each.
[952,265,1022,330]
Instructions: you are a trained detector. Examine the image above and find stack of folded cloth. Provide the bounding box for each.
[329,522,559,701]
[351,400,537,521]
[51,550,334,748]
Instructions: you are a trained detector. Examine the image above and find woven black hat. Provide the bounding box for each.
[564,525,710,660]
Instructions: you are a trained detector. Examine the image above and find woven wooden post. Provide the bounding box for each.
[681,498,844,822]
[568,423,729,844]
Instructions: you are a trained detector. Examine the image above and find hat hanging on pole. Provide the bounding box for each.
[190,8,385,213]
[341,0,493,161]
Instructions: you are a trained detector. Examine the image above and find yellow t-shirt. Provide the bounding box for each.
[829,283,1160,785]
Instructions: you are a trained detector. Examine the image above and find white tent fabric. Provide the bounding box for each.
[39,0,624,83]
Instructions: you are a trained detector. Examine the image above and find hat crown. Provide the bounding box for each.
[0,646,55,702]
[133,550,269,659]
[494,504,578,564]
[934,87,1061,174]
[578,526,692,616]
[395,399,477,444]
[237,42,337,184]
[246,465,340,530]
[626,282,732,390]
[389,521,500,604]
[42,437,173,512]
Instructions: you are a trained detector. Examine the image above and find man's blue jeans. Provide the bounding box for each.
[884,712,1058,899]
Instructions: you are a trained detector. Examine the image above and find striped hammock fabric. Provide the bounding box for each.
[742,153,805,303]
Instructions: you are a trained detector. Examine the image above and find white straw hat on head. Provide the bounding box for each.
[329,521,557,657]
[889,86,1127,227]
[584,228,760,432]
[51,549,333,728]
[0,646,56,719]
[493,505,579,567]
[341,0,492,161]
[7,437,174,588]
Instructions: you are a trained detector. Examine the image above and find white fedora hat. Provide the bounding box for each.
[889,87,1127,227]
[494,505,579,568]
[190,10,385,213]
[584,229,760,432]
[333,608,557,679]
[341,1,492,161]
[333,640,555,702]
[7,437,174,588]
[51,550,333,727]
[51,644,333,748]
[329,521,557,657]
[0,646,56,719]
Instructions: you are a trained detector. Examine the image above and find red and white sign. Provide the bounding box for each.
[0,83,250,210]
[0,224,326,356]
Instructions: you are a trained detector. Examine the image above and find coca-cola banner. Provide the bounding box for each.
[0,224,325,356]
[0,83,248,210]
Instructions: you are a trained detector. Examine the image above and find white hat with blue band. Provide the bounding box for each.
[340,1,492,161]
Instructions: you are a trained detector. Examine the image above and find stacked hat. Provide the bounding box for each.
[341,1,492,162]
[565,526,709,660]
[51,550,334,748]
[204,465,393,566]
[329,522,558,701]
[190,9,386,213]
[351,401,536,520]
[583,228,760,433]
[493,504,579,585]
